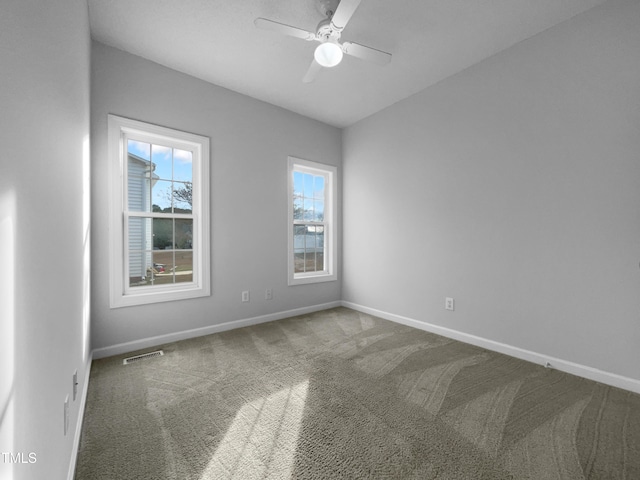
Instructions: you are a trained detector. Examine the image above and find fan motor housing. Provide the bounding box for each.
[316,18,335,40]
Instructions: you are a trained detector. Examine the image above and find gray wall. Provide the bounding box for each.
[91,42,342,350]
[0,1,91,479]
[343,0,640,381]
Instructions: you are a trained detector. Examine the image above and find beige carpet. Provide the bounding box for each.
[75,307,640,479]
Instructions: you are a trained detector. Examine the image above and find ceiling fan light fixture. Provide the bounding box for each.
[314,42,343,67]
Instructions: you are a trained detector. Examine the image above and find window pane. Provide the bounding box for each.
[128,157,152,179]
[306,227,316,250]
[175,251,193,284]
[127,142,153,213]
[303,173,313,197]
[127,175,152,212]
[152,144,172,180]
[173,149,192,182]
[293,194,303,220]
[152,251,174,285]
[294,225,306,273]
[293,171,303,197]
[294,253,305,273]
[129,250,152,287]
[153,218,173,250]
[175,218,193,249]
[313,175,325,199]
[173,182,192,213]
[127,139,150,161]
[313,200,324,221]
[152,179,173,212]
[128,217,152,251]
[303,197,314,221]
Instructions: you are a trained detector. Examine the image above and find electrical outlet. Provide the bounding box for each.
[63,395,69,436]
[265,288,273,300]
[445,297,455,311]
[72,370,78,401]
[241,291,250,303]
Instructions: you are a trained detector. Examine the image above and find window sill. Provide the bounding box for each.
[110,284,210,308]
[288,272,337,286]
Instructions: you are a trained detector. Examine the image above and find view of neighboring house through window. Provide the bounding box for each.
[108,115,210,307]
[127,140,194,286]
[288,157,337,285]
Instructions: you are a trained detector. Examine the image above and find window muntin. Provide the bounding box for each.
[288,157,337,285]
[109,115,210,307]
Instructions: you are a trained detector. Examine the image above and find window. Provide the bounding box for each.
[288,157,337,285]
[108,115,210,307]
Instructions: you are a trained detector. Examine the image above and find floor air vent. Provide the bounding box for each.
[123,350,164,365]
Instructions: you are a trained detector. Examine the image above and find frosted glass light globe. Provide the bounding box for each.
[314,42,343,67]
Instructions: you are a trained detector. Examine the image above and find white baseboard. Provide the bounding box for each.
[89,299,640,394]
[342,301,640,395]
[92,301,342,359]
[67,351,93,480]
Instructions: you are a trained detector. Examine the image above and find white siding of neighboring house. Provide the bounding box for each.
[127,154,153,280]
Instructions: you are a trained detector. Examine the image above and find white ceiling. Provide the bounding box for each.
[88,0,608,128]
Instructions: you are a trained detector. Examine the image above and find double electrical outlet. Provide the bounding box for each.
[242,289,273,303]
[445,297,455,311]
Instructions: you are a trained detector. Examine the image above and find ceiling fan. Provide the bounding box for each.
[254,0,392,83]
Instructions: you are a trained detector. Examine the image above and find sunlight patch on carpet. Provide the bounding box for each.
[201,380,309,479]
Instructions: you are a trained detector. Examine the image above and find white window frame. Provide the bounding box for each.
[108,114,210,308]
[287,156,337,286]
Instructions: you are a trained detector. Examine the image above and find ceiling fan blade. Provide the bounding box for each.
[330,0,362,31]
[254,18,316,41]
[302,59,323,83]
[342,41,392,65]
